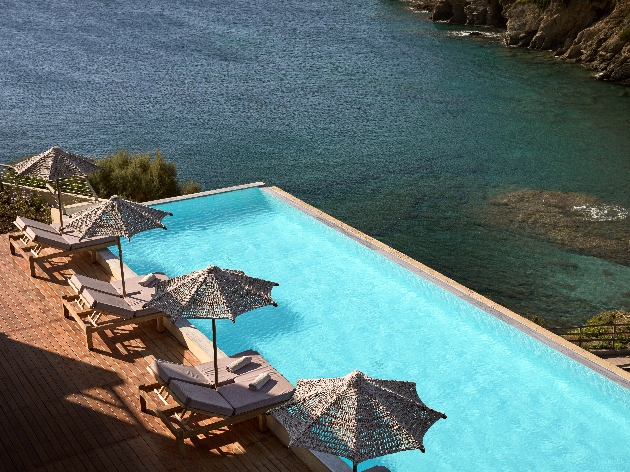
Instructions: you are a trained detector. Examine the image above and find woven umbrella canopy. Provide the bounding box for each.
[144,265,279,389]
[64,195,172,297]
[270,370,446,472]
[11,146,100,232]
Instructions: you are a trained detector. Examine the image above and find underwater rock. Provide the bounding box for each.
[483,189,630,266]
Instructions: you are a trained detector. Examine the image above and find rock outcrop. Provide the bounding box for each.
[561,1,630,83]
[482,189,630,267]
[405,0,630,84]
[503,0,610,50]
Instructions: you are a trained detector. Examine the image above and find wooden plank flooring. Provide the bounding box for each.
[0,235,309,472]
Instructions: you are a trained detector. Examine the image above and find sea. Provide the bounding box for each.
[1,0,629,326]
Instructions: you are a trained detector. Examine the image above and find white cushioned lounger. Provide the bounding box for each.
[140,350,295,457]
[9,216,117,276]
[62,273,169,349]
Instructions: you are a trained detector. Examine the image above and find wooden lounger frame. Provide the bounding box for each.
[62,294,165,350]
[9,231,112,277]
[139,367,286,458]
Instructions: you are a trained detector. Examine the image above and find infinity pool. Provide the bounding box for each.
[122,186,630,471]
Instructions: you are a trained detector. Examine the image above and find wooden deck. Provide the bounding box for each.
[0,234,309,472]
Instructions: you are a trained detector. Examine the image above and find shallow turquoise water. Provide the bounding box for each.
[122,188,630,471]
[2,0,630,324]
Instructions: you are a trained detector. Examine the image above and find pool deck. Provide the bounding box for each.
[0,234,308,471]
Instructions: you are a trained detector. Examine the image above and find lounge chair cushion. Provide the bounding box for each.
[71,273,167,298]
[20,217,116,250]
[81,288,160,318]
[220,363,295,415]
[170,380,234,417]
[219,349,268,376]
[58,230,117,250]
[150,359,213,387]
[25,226,71,250]
[70,274,119,295]
[110,272,167,298]
[15,216,60,233]
[149,359,236,388]
[195,361,238,387]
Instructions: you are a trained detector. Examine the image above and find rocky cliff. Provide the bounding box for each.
[410,0,630,84]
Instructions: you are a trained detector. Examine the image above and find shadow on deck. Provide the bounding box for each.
[0,235,307,471]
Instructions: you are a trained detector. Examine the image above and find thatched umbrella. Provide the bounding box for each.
[270,370,446,472]
[64,195,172,297]
[144,265,279,388]
[11,146,100,232]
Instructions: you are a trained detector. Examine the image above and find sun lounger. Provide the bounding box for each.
[9,216,116,276]
[139,350,295,457]
[62,272,169,350]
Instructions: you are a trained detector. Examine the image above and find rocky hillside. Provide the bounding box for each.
[410,0,630,84]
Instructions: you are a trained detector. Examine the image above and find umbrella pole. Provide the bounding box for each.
[56,180,64,233]
[117,237,127,298]
[353,463,357,472]
[212,318,219,389]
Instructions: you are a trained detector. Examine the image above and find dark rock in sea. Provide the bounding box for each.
[480,189,630,267]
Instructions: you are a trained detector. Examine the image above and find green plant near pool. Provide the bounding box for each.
[568,310,630,350]
[88,148,202,202]
[0,182,51,234]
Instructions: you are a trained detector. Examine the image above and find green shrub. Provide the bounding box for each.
[620,27,630,42]
[0,182,51,234]
[88,149,202,202]
[180,180,203,195]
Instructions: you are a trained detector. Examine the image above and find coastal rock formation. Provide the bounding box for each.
[464,0,505,26]
[561,1,630,83]
[422,0,505,26]
[502,0,610,51]
[482,190,630,266]
[406,0,630,84]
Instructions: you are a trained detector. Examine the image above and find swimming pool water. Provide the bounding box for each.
[122,187,630,471]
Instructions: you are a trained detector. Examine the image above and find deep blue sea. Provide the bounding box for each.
[2,0,630,325]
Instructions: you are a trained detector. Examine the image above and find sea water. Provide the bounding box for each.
[1,0,630,324]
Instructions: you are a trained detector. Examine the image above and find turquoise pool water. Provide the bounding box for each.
[122,187,630,471]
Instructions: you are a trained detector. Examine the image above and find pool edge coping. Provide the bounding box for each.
[262,185,630,392]
[143,181,266,206]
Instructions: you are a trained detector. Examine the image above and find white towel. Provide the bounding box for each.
[225,356,252,373]
[138,273,156,287]
[249,372,271,391]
